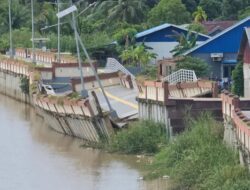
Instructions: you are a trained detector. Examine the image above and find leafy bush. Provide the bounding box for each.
[109,120,168,154]
[176,56,210,77]
[120,44,157,67]
[20,76,29,95]
[232,62,244,96]
[138,64,158,80]
[147,113,250,189]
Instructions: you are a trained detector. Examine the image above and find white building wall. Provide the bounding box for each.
[138,41,204,64]
[244,64,250,98]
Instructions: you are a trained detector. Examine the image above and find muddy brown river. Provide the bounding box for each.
[0,94,169,190]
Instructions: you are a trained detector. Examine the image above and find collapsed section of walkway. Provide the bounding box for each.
[0,54,138,143]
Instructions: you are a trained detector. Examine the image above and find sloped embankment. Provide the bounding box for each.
[148,113,250,190]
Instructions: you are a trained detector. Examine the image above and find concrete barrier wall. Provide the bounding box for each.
[15,48,77,64]
[222,91,250,169]
[0,58,29,76]
[0,57,114,143]
[138,100,172,137]
[137,80,217,105]
[137,81,169,104]
[0,58,30,103]
[119,73,134,89]
[168,80,218,98]
[0,71,28,103]
[35,106,113,142]
[32,94,113,142]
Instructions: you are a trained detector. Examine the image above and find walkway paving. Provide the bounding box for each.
[94,85,138,119]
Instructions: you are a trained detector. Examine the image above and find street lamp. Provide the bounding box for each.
[8,0,13,58]
[57,3,118,118]
[57,0,61,63]
[57,4,88,98]
[31,0,35,63]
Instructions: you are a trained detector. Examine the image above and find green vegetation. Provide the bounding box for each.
[108,120,168,154]
[148,0,191,25]
[238,6,250,20]
[120,44,157,67]
[170,31,198,57]
[192,6,207,23]
[137,64,158,80]
[20,76,29,94]
[1,0,250,63]
[147,113,250,190]
[232,62,244,96]
[176,56,210,77]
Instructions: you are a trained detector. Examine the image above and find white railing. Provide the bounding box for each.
[105,58,135,79]
[162,69,197,84]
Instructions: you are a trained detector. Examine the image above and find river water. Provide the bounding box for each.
[0,94,169,190]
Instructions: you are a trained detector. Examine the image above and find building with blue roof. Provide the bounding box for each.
[135,23,210,63]
[184,16,250,80]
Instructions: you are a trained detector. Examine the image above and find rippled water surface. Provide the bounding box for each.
[0,94,169,190]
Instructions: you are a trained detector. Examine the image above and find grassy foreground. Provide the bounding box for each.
[147,113,250,190]
[108,120,168,154]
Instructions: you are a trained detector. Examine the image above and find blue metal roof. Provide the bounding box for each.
[135,23,210,42]
[184,16,250,55]
[135,24,171,38]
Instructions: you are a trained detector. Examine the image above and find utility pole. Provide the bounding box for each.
[57,3,117,118]
[57,0,61,63]
[75,32,117,118]
[31,0,35,63]
[8,0,13,58]
[71,2,88,98]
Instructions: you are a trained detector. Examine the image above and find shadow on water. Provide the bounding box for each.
[0,94,170,190]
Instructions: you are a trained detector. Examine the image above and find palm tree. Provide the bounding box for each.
[192,6,207,23]
[120,44,157,67]
[170,30,198,57]
[96,0,148,24]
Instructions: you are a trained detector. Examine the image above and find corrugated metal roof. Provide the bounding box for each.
[183,16,250,55]
[202,20,236,35]
[135,23,171,38]
[135,23,210,39]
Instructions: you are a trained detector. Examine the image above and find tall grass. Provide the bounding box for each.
[147,113,250,190]
[108,120,168,154]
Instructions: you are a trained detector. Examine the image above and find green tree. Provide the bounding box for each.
[232,62,244,96]
[35,2,57,34]
[0,0,30,33]
[181,0,198,13]
[199,0,222,20]
[238,6,250,20]
[176,56,209,77]
[96,0,148,24]
[148,0,191,25]
[192,6,207,23]
[170,31,198,57]
[222,0,248,20]
[113,28,137,47]
[120,44,157,67]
